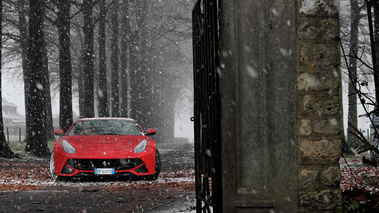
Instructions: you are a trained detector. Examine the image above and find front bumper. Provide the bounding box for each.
[54,147,156,177]
[59,158,149,176]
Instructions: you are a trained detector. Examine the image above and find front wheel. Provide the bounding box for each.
[49,152,61,181]
[146,149,161,180]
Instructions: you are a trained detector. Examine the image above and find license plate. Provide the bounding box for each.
[95,168,114,175]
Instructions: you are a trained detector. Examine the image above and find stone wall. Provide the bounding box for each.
[297,0,342,212]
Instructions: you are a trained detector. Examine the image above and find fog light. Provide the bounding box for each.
[61,165,74,174]
[135,164,148,173]
[66,159,80,169]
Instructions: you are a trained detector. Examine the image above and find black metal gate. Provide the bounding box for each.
[192,0,221,212]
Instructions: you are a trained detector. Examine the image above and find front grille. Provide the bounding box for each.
[66,159,144,170]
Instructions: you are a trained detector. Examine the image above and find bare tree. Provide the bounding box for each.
[81,0,95,118]
[3,0,54,143]
[127,0,192,140]
[17,0,32,146]
[0,0,14,158]
[340,0,379,166]
[25,0,49,156]
[42,29,55,141]
[57,1,73,132]
[120,0,130,118]
[347,0,364,150]
[97,0,108,117]
[129,0,153,128]
[111,0,120,117]
[1,0,193,146]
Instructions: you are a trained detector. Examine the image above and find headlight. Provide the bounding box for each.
[62,140,76,153]
[134,139,148,153]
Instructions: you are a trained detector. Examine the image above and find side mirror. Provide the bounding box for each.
[54,129,65,136]
[146,128,156,136]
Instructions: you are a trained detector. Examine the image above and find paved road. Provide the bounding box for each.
[160,148,194,171]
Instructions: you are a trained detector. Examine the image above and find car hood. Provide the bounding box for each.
[62,135,147,151]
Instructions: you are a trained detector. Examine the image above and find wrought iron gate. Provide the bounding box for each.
[192,0,222,212]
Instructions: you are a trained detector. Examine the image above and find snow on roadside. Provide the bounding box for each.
[3,156,378,195]
[0,158,195,192]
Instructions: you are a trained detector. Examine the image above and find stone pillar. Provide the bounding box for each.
[216,0,343,211]
[297,1,342,212]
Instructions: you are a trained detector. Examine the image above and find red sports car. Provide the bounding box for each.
[50,118,161,180]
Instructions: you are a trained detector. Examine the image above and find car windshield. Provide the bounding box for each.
[67,120,144,136]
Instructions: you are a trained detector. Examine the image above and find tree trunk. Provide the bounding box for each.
[347,0,360,150]
[129,28,139,120]
[371,0,379,102]
[43,36,55,141]
[78,59,85,118]
[111,0,120,117]
[97,0,109,117]
[57,1,73,132]
[82,0,95,118]
[0,0,14,158]
[25,0,49,156]
[120,1,130,118]
[130,0,150,127]
[17,0,32,147]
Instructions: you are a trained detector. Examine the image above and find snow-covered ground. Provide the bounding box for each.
[0,148,197,212]
[340,157,379,193]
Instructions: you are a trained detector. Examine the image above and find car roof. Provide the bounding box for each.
[76,117,137,122]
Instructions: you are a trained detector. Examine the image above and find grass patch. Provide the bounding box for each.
[8,141,26,152]
[6,140,55,153]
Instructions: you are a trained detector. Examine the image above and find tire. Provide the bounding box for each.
[49,152,61,181]
[146,149,161,180]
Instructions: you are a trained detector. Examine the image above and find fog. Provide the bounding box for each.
[2,63,194,141]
